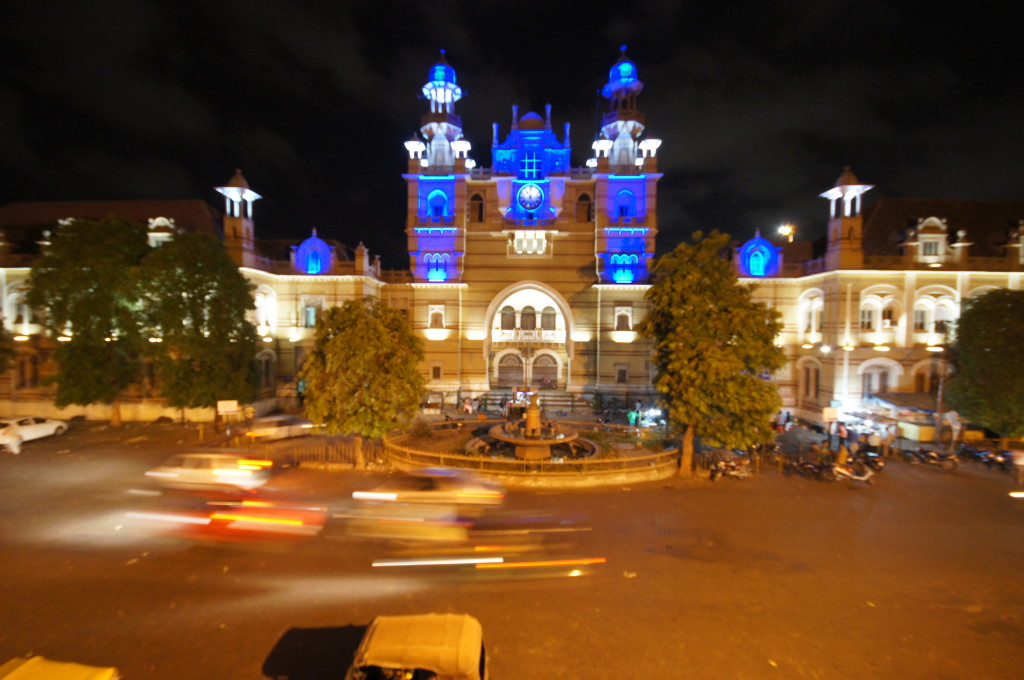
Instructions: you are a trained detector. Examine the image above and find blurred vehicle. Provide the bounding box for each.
[353,468,505,508]
[345,613,488,680]
[0,423,23,454]
[0,417,68,450]
[4,417,68,440]
[0,655,119,679]
[145,453,273,491]
[244,414,313,441]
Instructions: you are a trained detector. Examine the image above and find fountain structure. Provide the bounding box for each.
[481,392,590,459]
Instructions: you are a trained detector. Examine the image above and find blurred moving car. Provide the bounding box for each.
[244,414,313,441]
[1,416,70,453]
[353,468,505,507]
[145,453,273,491]
[0,655,119,679]
[345,613,488,680]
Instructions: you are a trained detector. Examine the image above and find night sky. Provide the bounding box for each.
[2,1,1021,268]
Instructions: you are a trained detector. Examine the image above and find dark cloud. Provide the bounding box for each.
[2,0,1020,266]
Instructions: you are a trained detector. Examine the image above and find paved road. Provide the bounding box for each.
[1,431,1023,679]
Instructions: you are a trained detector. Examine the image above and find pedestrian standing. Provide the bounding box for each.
[836,442,850,466]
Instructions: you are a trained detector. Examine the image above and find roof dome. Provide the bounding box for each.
[227,168,250,189]
[519,111,544,129]
[602,46,643,98]
[293,229,332,275]
[834,166,862,187]
[427,49,457,87]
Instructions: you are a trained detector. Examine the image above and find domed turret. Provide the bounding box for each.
[421,49,463,115]
[293,228,333,275]
[602,47,643,100]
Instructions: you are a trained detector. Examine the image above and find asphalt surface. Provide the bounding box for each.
[1,424,1023,679]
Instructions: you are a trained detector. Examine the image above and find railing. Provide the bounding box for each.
[492,329,563,343]
[382,430,678,478]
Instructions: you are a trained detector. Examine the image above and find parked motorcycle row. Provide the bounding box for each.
[957,444,1024,482]
[781,456,877,484]
[707,438,1024,485]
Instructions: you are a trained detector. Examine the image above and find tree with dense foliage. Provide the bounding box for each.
[26,217,152,425]
[638,230,786,476]
[946,289,1024,447]
[299,298,424,465]
[140,232,258,409]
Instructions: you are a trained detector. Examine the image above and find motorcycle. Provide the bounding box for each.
[709,457,751,481]
[958,443,990,464]
[830,461,875,484]
[783,458,832,481]
[905,448,958,471]
[985,449,1014,472]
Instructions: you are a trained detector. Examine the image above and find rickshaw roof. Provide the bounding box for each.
[0,656,119,680]
[353,613,483,679]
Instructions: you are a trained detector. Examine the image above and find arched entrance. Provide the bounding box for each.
[533,354,558,388]
[484,283,575,390]
[497,354,524,387]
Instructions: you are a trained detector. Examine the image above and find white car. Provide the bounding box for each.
[0,417,68,453]
[145,453,273,491]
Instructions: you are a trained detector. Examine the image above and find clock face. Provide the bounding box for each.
[517,183,543,210]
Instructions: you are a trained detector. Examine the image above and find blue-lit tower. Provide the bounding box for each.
[592,46,661,284]
[403,50,470,283]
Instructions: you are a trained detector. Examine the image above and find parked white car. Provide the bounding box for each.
[0,417,68,454]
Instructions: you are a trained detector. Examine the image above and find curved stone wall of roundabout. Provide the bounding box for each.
[383,418,680,489]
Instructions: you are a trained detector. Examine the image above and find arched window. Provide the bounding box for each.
[615,190,636,217]
[469,193,484,222]
[500,306,516,330]
[520,306,537,331]
[616,312,631,331]
[424,252,449,282]
[541,306,556,331]
[575,193,593,222]
[306,249,322,275]
[427,190,448,217]
[429,310,444,329]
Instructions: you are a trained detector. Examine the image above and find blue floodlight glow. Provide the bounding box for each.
[737,234,781,277]
[294,230,332,275]
[422,252,452,282]
[606,252,644,284]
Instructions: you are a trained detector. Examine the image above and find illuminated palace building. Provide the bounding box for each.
[0,51,662,418]
[3,51,1024,426]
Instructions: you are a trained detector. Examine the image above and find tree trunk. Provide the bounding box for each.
[353,433,366,469]
[110,396,122,427]
[676,424,695,477]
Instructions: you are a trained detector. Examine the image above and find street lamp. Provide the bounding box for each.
[777,224,795,243]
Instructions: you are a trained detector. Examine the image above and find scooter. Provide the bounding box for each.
[831,461,875,484]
